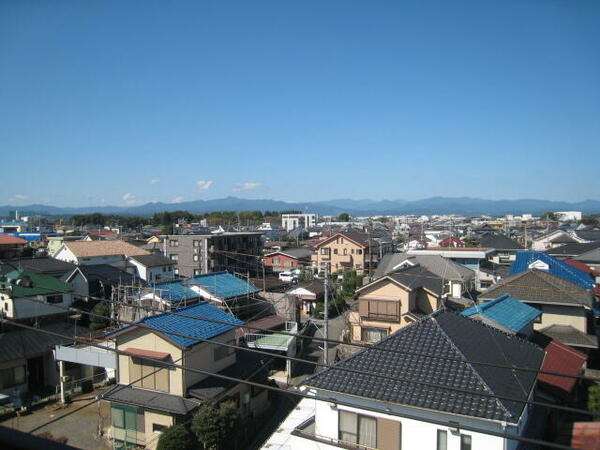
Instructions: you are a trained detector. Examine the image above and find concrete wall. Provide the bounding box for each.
[144,411,174,450]
[531,304,588,333]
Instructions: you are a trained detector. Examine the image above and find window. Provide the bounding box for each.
[169,240,179,247]
[111,404,144,434]
[333,249,338,255]
[174,268,179,275]
[339,411,376,448]
[437,430,447,450]
[46,294,62,304]
[356,249,362,255]
[193,240,200,247]
[129,357,170,392]
[153,423,167,433]
[460,434,472,450]
[273,257,281,265]
[0,366,25,388]
[214,340,235,361]
[169,254,178,261]
[361,327,388,343]
[193,269,201,276]
[320,248,330,255]
[193,254,199,262]
[343,248,348,256]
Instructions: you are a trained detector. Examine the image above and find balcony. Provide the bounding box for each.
[245,321,298,352]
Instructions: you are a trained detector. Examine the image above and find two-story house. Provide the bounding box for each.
[348,265,444,343]
[311,231,391,274]
[127,254,175,283]
[263,310,544,450]
[52,240,150,266]
[103,302,271,449]
[263,248,314,272]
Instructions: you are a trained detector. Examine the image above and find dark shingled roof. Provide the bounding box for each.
[546,241,600,257]
[102,384,200,415]
[538,324,598,349]
[480,269,593,309]
[128,253,175,267]
[479,234,524,251]
[77,264,137,285]
[0,257,77,277]
[386,265,445,296]
[304,311,544,423]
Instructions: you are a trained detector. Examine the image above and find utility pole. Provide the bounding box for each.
[323,264,329,366]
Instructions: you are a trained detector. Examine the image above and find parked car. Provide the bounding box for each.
[278,271,298,283]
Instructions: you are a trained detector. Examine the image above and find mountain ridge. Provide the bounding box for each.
[2,197,600,217]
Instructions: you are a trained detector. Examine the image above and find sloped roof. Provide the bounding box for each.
[190,271,259,299]
[0,322,89,362]
[0,234,27,245]
[387,266,445,296]
[77,264,137,285]
[102,384,200,415]
[374,253,474,282]
[265,248,314,260]
[315,231,369,248]
[0,257,76,277]
[129,253,175,267]
[152,280,200,303]
[461,294,541,333]
[479,234,523,251]
[304,311,544,423]
[480,269,593,309]
[63,240,149,258]
[537,339,587,393]
[107,302,244,347]
[573,247,600,264]
[509,251,594,290]
[2,268,72,297]
[545,241,600,257]
[538,324,598,349]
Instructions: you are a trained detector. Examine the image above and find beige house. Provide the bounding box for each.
[311,231,391,274]
[103,302,271,449]
[348,266,444,343]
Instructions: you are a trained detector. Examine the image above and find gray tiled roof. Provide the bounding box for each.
[480,269,593,309]
[0,257,76,277]
[102,384,201,415]
[479,234,523,251]
[545,242,600,257]
[374,253,474,282]
[573,247,600,264]
[129,253,175,267]
[387,266,445,296]
[304,311,544,423]
[0,322,89,363]
[539,324,598,349]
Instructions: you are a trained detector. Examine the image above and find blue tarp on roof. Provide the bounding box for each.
[108,302,244,347]
[462,294,541,333]
[191,271,259,299]
[153,280,200,303]
[509,251,594,290]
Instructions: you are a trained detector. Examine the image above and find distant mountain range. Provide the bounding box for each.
[2,197,600,217]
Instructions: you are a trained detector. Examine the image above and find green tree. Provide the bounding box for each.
[337,212,350,222]
[541,211,558,221]
[157,424,195,450]
[191,401,240,450]
[588,385,600,420]
[89,302,110,330]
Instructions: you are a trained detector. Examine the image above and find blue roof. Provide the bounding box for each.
[109,302,244,347]
[462,294,541,332]
[153,280,200,303]
[509,251,594,290]
[190,271,259,299]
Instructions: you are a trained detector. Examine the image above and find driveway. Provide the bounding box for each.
[0,390,111,450]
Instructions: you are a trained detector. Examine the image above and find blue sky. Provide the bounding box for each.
[1,0,599,207]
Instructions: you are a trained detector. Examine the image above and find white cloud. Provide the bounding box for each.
[122,192,136,205]
[196,180,213,191]
[149,179,160,185]
[172,196,184,204]
[10,194,29,201]
[233,182,261,192]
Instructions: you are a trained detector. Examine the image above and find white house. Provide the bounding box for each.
[127,254,175,283]
[262,311,544,450]
[53,240,150,265]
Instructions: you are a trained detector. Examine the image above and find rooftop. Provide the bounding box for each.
[190,271,260,299]
[509,251,594,290]
[107,302,244,348]
[0,234,28,245]
[461,294,541,333]
[304,310,544,423]
[1,268,72,297]
[62,240,150,258]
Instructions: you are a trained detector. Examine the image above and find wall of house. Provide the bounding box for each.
[69,272,90,300]
[182,329,237,391]
[263,254,302,272]
[53,246,78,262]
[313,397,507,450]
[144,410,174,450]
[0,358,28,396]
[314,236,365,273]
[116,328,183,396]
[531,304,588,333]
[416,290,439,315]
[78,255,124,266]
[2,294,73,320]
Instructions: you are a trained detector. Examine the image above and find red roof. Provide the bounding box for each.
[565,259,600,276]
[538,340,587,393]
[87,230,117,236]
[439,237,464,246]
[0,234,27,245]
[123,347,170,360]
[571,422,600,450]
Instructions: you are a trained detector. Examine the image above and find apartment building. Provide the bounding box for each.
[162,232,263,277]
[281,213,317,232]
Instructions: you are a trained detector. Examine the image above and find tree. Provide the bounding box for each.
[157,424,195,450]
[89,302,110,330]
[191,401,240,449]
[541,211,558,221]
[588,385,600,420]
[337,212,350,222]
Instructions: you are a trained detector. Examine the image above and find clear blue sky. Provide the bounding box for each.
[1,0,599,207]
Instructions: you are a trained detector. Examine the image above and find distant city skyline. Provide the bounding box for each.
[1,1,599,207]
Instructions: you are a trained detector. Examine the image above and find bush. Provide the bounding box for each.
[191,401,240,449]
[588,385,600,420]
[89,302,110,330]
[157,424,195,450]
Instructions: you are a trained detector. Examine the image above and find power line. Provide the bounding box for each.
[1,319,577,450]
[2,294,597,419]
